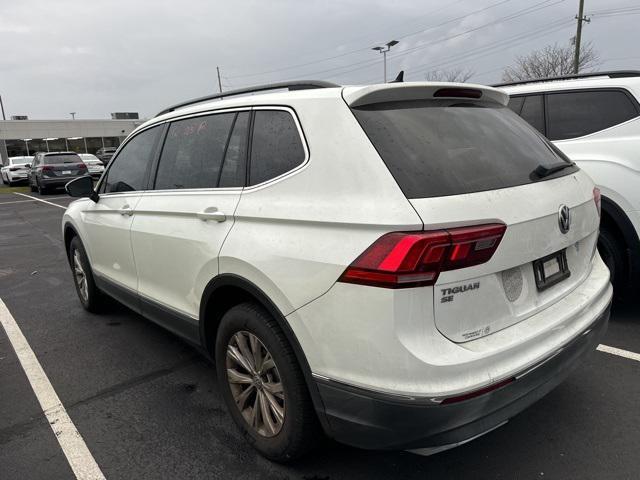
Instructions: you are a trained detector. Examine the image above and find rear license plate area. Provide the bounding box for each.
[533,249,570,291]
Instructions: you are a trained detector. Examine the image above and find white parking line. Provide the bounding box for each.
[13,192,67,209]
[598,344,640,362]
[0,199,40,205]
[0,299,105,480]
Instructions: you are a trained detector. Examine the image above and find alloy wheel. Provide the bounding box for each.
[226,330,285,437]
[73,250,88,302]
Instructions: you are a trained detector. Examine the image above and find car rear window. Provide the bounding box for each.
[352,99,576,199]
[44,154,82,164]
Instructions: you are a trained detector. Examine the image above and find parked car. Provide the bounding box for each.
[29,151,88,195]
[1,156,32,185]
[497,70,640,293]
[78,153,105,178]
[62,81,611,462]
[95,147,118,164]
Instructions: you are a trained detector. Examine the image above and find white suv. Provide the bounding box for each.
[62,81,611,462]
[498,71,640,293]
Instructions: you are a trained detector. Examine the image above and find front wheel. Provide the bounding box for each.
[68,237,104,313]
[215,303,321,462]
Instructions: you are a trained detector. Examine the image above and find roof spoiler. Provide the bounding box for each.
[343,83,508,108]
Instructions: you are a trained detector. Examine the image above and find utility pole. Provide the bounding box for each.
[372,40,399,83]
[70,112,76,120]
[0,94,5,120]
[573,0,590,74]
[216,66,223,93]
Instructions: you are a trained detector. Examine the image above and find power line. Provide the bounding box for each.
[267,0,567,83]
[226,0,513,80]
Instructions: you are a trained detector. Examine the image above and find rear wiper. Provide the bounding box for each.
[531,162,575,179]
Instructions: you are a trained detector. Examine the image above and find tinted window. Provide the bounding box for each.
[519,95,544,133]
[44,154,82,164]
[507,96,525,114]
[546,90,639,141]
[353,99,575,199]
[104,126,161,193]
[249,110,305,186]
[155,113,234,190]
[219,112,249,188]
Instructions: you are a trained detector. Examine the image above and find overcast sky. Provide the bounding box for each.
[1,0,639,119]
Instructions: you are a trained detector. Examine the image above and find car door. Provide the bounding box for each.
[130,110,249,341]
[80,125,164,301]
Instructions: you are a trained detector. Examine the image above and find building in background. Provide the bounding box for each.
[0,118,144,165]
[111,112,139,120]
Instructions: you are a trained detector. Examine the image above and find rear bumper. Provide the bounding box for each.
[315,302,610,451]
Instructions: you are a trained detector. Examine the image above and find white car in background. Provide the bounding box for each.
[62,81,611,462]
[78,154,105,178]
[498,71,640,294]
[1,156,33,185]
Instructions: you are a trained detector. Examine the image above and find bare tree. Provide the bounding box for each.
[425,68,475,82]
[502,41,599,82]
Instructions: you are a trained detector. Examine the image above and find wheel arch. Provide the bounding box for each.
[199,273,330,431]
[63,222,79,257]
[600,194,640,286]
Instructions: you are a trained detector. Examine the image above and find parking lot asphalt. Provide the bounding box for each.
[0,190,639,480]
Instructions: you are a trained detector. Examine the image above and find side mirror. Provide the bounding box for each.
[25,163,31,168]
[66,175,99,203]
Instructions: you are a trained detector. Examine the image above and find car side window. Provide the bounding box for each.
[102,126,161,193]
[248,110,305,186]
[519,95,545,134]
[154,112,235,190]
[546,90,640,141]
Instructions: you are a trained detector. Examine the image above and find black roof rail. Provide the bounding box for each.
[155,80,341,117]
[492,70,640,88]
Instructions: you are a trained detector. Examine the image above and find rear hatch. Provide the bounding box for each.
[43,153,87,177]
[347,83,600,342]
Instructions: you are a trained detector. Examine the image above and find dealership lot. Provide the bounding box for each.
[1,191,639,480]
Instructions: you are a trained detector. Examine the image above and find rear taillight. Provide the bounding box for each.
[78,163,87,169]
[338,223,506,289]
[593,187,601,217]
[42,165,54,171]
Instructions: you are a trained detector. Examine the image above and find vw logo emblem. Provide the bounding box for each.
[558,205,571,234]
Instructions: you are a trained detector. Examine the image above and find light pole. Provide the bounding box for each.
[372,40,399,83]
[70,112,76,120]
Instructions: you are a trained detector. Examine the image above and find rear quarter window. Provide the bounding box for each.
[352,99,575,199]
[248,110,305,186]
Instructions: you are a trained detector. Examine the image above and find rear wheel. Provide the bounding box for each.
[37,180,47,195]
[69,236,104,313]
[215,302,320,462]
[598,225,626,292]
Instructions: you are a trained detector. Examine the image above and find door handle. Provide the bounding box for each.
[197,208,226,222]
[118,205,133,216]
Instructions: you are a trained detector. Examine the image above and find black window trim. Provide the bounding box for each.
[96,123,165,196]
[244,105,310,191]
[509,87,640,141]
[147,107,251,193]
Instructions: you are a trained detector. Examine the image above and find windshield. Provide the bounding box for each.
[44,154,82,164]
[352,99,577,199]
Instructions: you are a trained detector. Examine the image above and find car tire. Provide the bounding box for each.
[29,180,36,192]
[37,181,47,195]
[598,225,626,293]
[68,236,104,313]
[215,302,321,462]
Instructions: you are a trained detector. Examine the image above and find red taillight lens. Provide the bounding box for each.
[42,165,54,171]
[441,377,515,405]
[339,223,506,289]
[78,163,87,169]
[593,187,601,217]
